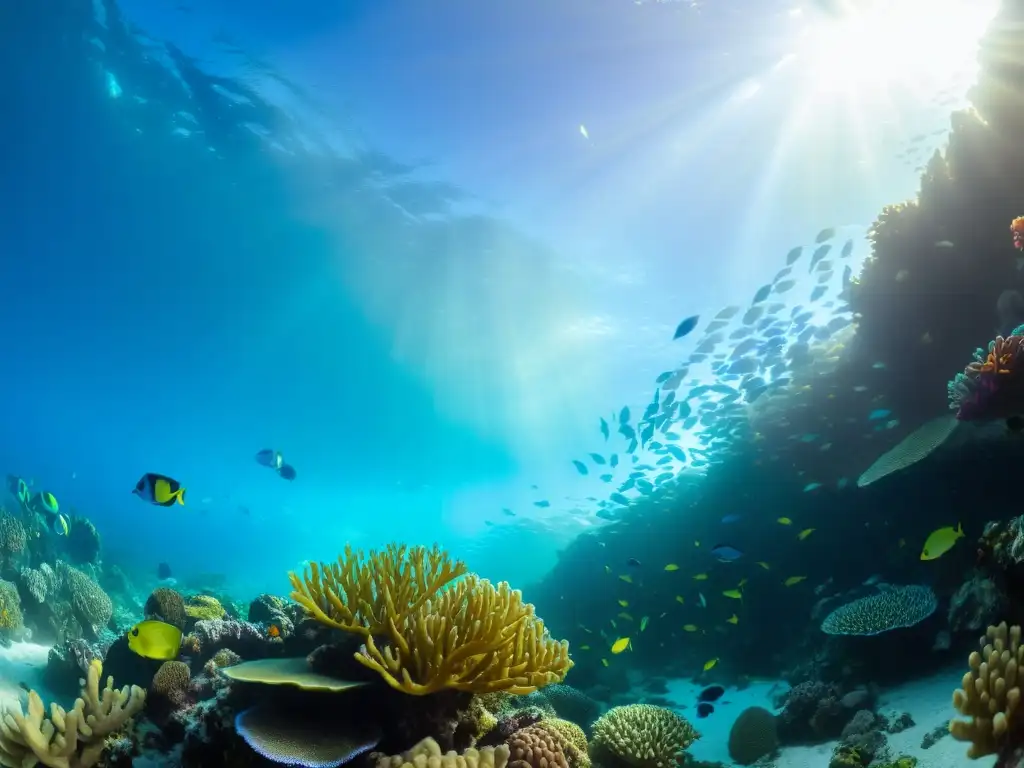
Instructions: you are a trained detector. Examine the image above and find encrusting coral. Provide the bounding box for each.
[590,704,699,768]
[950,621,1024,758]
[291,543,573,695]
[0,658,146,768]
[376,737,511,768]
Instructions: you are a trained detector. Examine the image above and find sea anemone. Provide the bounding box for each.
[1011,215,1024,250]
[947,328,1024,420]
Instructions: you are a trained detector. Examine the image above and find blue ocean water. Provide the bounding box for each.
[1,0,985,602]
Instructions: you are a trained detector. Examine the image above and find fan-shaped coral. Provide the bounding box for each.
[948,328,1024,421]
[950,621,1024,758]
[236,705,380,768]
[590,704,698,768]
[820,585,937,636]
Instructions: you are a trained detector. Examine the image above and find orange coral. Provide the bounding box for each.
[1012,216,1024,250]
[971,335,1024,375]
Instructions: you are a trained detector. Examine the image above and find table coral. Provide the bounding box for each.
[0,658,145,768]
[820,585,937,636]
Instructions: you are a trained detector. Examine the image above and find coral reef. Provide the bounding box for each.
[589,704,698,768]
[950,621,1024,757]
[0,658,145,768]
[727,707,778,766]
[777,681,863,743]
[948,328,1024,421]
[507,723,571,768]
[376,738,511,768]
[65,516,100,565]
[949,573,1008,633]
[183,595,225,621]
[820,585,937,636]
[144,587,187,630]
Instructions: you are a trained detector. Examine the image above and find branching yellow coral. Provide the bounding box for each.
[358,574,573,695]
[950,621,1024,758]
[288,543,467,636]
[0,658,145,768]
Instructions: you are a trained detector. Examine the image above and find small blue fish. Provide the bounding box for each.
[785,246,802,265]
[721,514,742,524]
[810,285,828,302]
[840,239,854,257]
[572,460,588,475]
[815,227,836,243]
[868,409,891,420]
[752,284,771,304]
[673,315,700,340]
[803,482,822,492]
[711,544,743,562]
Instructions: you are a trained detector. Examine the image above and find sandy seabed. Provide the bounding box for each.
[659,667,996,768]
[0,641,54,711]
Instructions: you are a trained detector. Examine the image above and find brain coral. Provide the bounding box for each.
[145,587,187,629]
[821,585,937,636]
[728,707,778,766]
[0,512,26,555]
[58,562,112,633]
[507,723,570,768]
[591,704,699,768]
[152,660,191,703]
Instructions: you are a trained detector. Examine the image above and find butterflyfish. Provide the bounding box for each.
[133,473,186,507]
[127,620,182,661]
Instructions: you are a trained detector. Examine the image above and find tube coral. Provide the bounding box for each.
[947,327,1024,421]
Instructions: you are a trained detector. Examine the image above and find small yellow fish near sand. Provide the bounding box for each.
[784,576,807,587]
[703,658,719,671]
[127,619,183,660]
[610,637,631,654]
[921,523,964,561]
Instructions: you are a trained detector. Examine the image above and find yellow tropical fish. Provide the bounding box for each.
[610,637,631,654]
[727,614,739,625]
[777,517,792,525]
[683,624,699,632]
[664,564,680,571]
[617,612,633,621]
[703,658,719,671]
[798,528,816,541]
[127,620,182,661]
[579,645,591,651]
[693,573,708,581]
[723,589,742,599]
[640,616,649,632]
[618,600,629,607]
[675,595,685,604]
[921,523,964,561]
[601,658,609,667]
[757,561,770,570]
[604,565,611,574]
[619,574,633,584]
[784,576,807,587]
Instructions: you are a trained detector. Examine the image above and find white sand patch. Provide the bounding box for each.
[652,667,996,768]
[0,642,54,711]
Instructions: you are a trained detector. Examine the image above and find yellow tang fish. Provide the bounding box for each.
[921,523,964,561]
[601,658,609,667]
[727,614,739,625]
[723,589,742,599]
[784,576,807,587]
[757,561,770,570]
[640,616,649,632]
[798,528,815,541]
[664,564,680,571]
[618,600,629,607]
[675,595,685,604]
[127,620,182,661]
[777,517,792,525]
[683,624,699,632]
[619,574,633,584]
[703,658,719,671]
[610,637,631,654]
[693,573,708,581]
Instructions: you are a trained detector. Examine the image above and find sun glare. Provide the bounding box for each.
[795,0,996,94]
